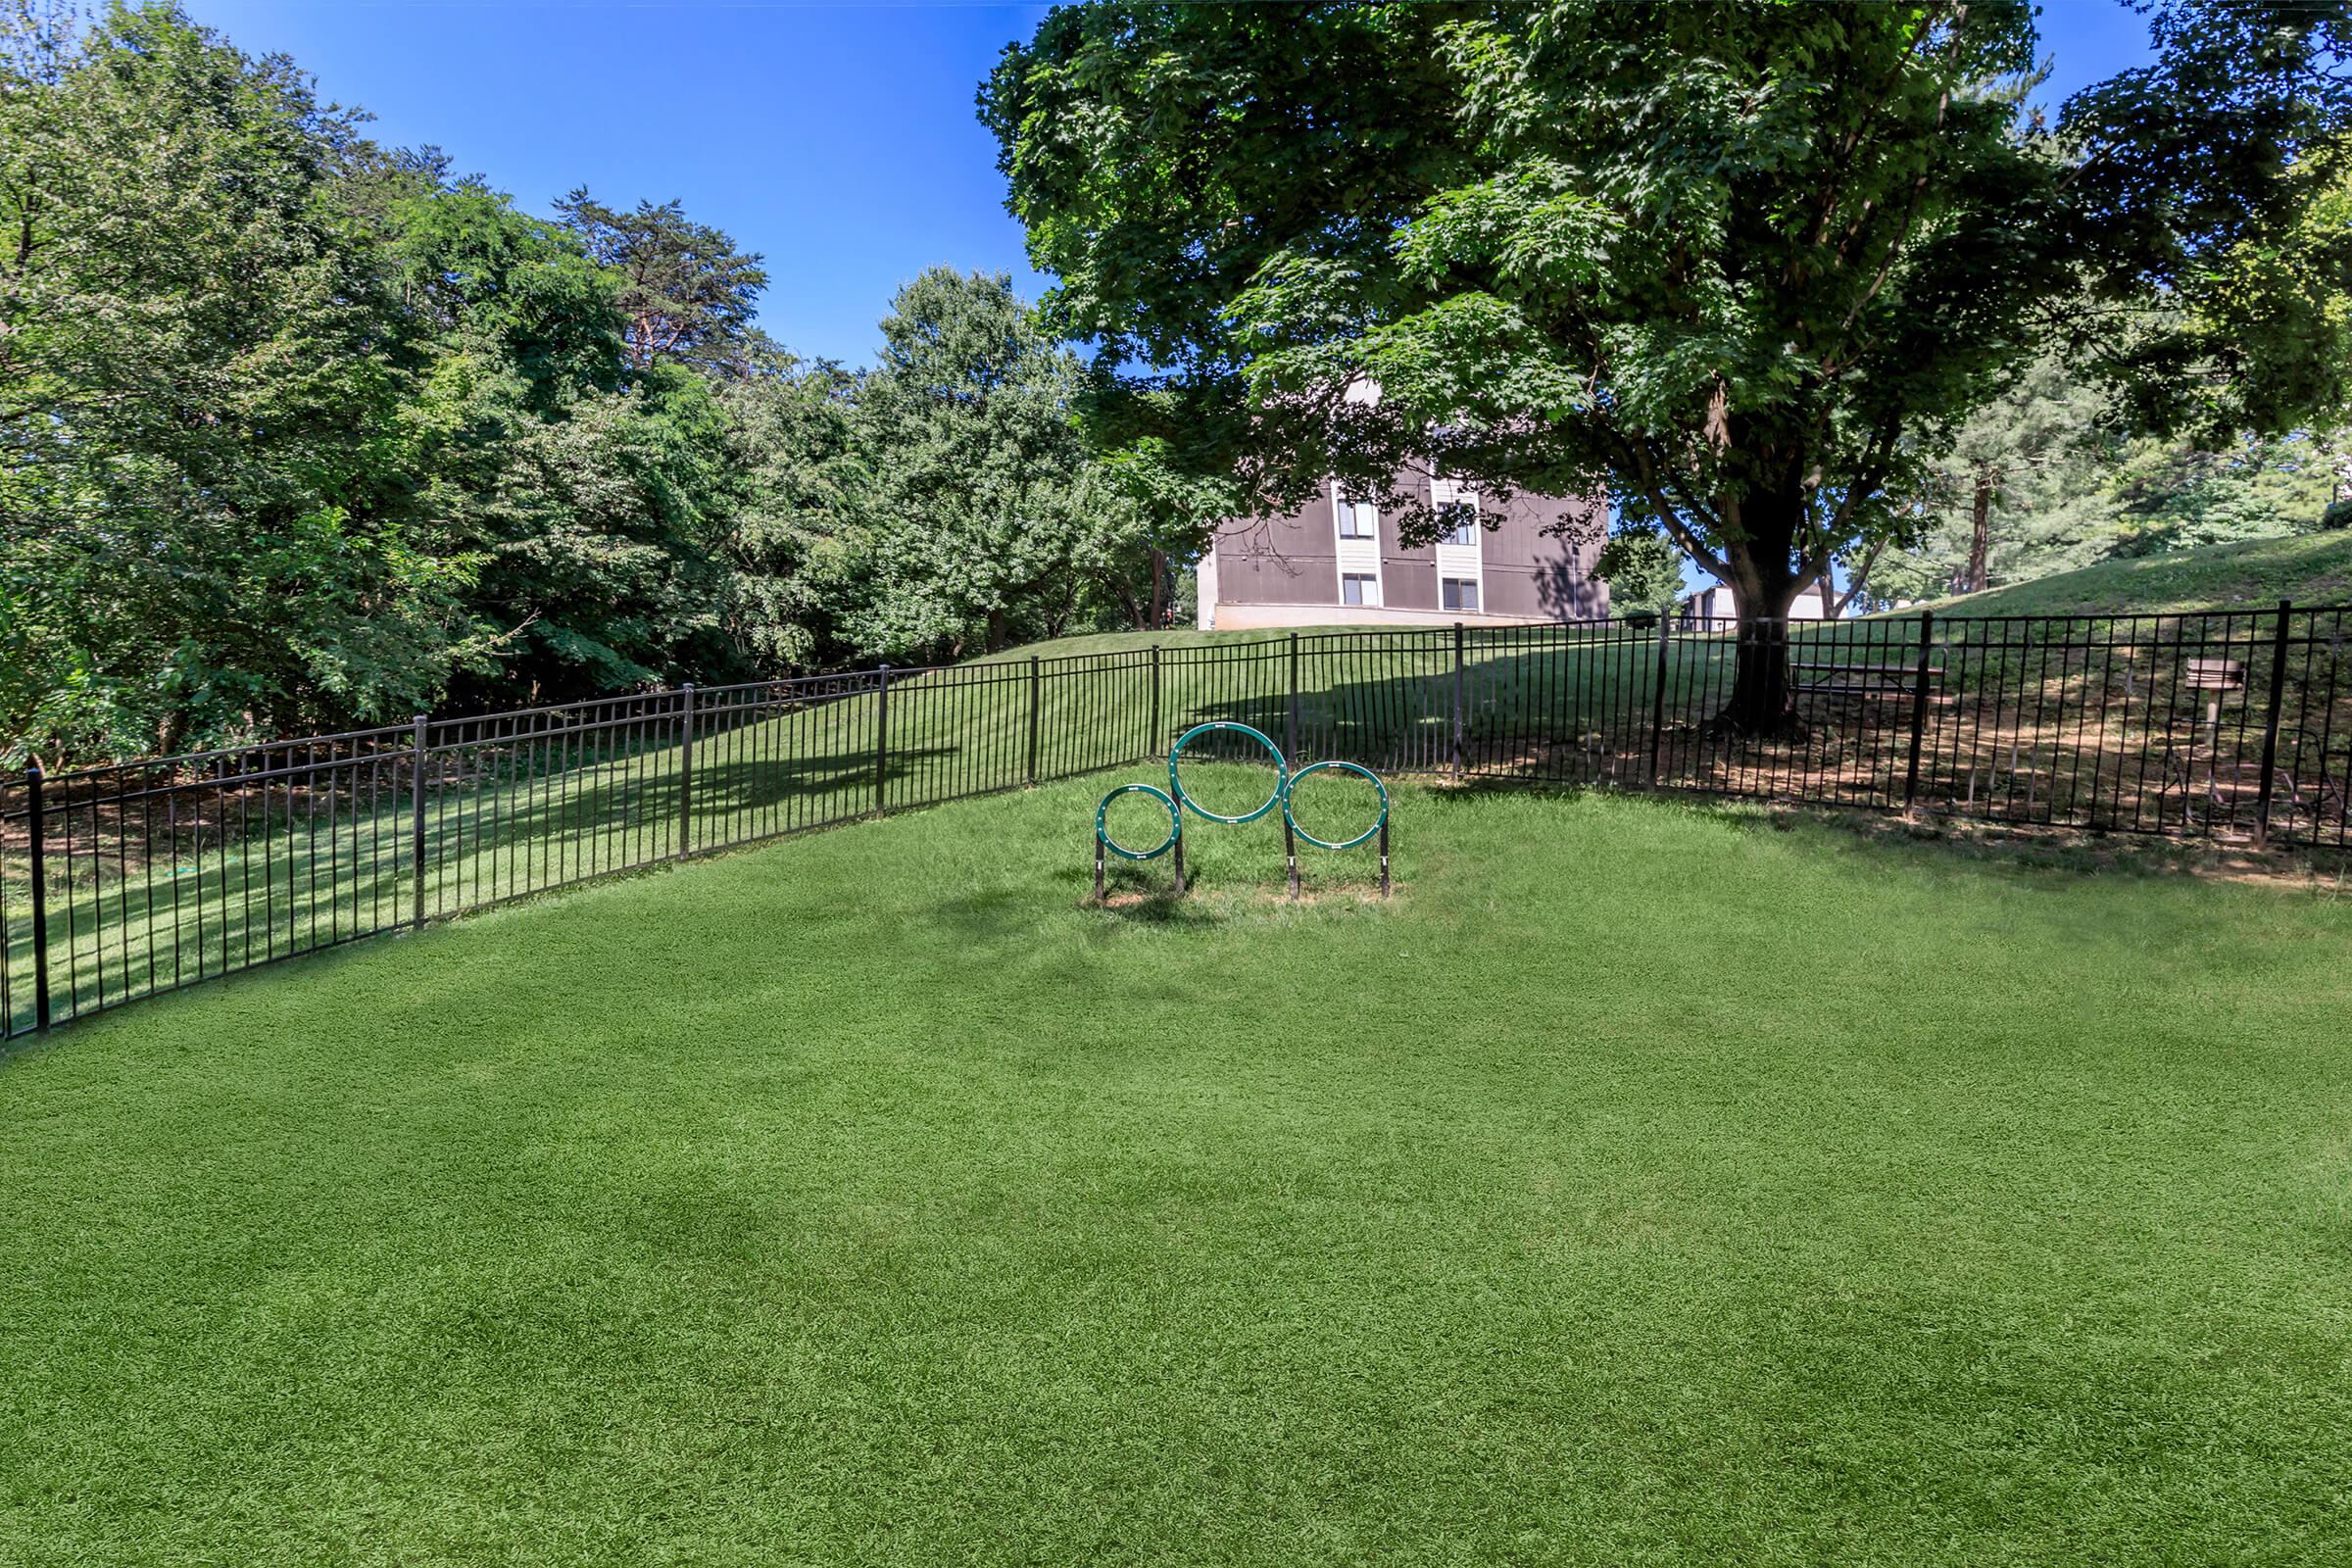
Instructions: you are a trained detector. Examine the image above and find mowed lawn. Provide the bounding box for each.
[3,777,2350,1566]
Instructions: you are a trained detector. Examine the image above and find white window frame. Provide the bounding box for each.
[1442,576,1482,614]
[1431,476,1486,615]
[1340,571,1381,608]
[1329,480,1386,611]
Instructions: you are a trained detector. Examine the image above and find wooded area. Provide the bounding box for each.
[0,2,1208,766]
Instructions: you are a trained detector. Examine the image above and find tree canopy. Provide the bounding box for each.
[1871,355,2349,605]
[842,268,1179,659]
[553,189,770,375]
[14,0,2352,760]
[2,0,476,755]
[985,0,2352,729]
[1,2,1166,763]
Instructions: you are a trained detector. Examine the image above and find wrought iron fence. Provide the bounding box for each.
[6,602,2348,1039]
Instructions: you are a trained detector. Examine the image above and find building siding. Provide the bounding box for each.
[1205,475,1609,628]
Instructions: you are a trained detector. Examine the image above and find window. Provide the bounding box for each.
[1442,577,1481,613]
[1337,499,1379,540]
[1341,572,1380,608]
[1439,500,1481,547]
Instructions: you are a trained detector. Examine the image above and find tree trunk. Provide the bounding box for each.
[1146,548,1167,629]
[1721,612,1802,738]
[1710,487,1811,739]
[1962,468,1993,595]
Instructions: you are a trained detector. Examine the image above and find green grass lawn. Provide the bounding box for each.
[1925,529,2352,617]
[4,627,1688,1034]
[4,775,2350,1566]
[17,580,2352,1043]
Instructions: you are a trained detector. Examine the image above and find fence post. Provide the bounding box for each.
[1286,631,1300,764]
[873,664,891,816]
[1149,644,1163,758]
[1449,621,1466,780]
[24,762,49,1031]
[676,684,695,859]
[2253,598,2292,847]
[1027,655,1042,785]
[1646,615,1670,789]
[410,713,429,927]
[1902,611,1936,816]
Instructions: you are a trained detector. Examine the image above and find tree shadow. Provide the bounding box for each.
[1082,859,1224,924]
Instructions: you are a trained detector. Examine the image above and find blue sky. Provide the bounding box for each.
[184,0,2155,368]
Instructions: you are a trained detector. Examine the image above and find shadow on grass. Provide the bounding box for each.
[1081,861,1226,925]
[1394,767,2352,891]
[1757,800,2352,889]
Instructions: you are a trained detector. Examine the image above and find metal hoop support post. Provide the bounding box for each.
[1280,760,1391,899]
[1092,781,1184,902]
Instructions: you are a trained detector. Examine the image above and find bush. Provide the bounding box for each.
[2320,497,2352,531]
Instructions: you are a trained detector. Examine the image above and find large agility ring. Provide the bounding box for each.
[1167,721,1288,824]
[1095,782,1182,860]
[1282,760,1390,851]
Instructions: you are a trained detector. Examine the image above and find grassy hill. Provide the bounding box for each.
[20,579,2350,1038]
[963,624,1387,662]
[8,622,1679,1035]
[6,778,2350,1563]
[1922,530,2352,617]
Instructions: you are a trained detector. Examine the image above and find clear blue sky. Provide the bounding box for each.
[183,0,2154,368]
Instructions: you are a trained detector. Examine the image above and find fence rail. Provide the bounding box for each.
[7,602,2349,1039]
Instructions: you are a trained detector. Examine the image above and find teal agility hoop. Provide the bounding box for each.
[1283,760,1390,851]
[1095,782,1182,860]
[1167,720,1289,824]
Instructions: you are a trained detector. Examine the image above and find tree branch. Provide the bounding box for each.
[1610,432,1735,583]
[1830,537,1887,615]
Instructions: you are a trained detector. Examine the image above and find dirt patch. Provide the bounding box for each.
[1086,880,1397,913]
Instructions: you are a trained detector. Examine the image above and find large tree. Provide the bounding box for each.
[0,2,778,753]
[1886,354,2122,601]
[0,0,479,758]
[711,346,869,672]
[984,0,2352,732]
[843,267,1156,661]
[554,189,768,376]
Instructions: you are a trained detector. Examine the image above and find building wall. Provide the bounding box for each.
[1679,581,1840,626]
[1205,476,1609,628]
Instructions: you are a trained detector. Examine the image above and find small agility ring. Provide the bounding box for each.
[1167,720,1288,824]
[1282,760,1390,851]
[1095,782,1182,860]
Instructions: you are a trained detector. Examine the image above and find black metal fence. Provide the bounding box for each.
[7,602,2348,1038]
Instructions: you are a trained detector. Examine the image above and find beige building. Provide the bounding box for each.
[1678,580,1840,628]
[1196,472,1611,631]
